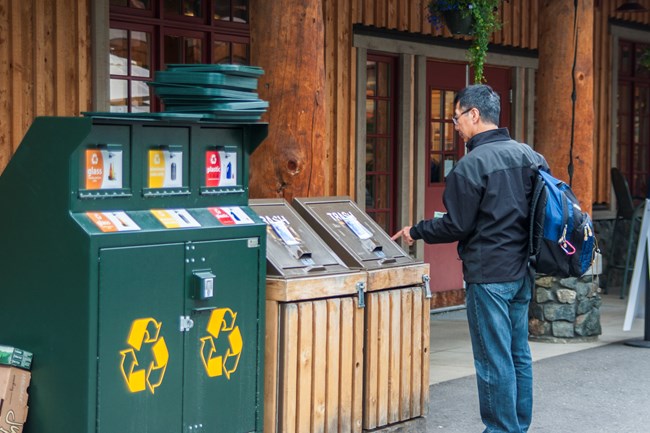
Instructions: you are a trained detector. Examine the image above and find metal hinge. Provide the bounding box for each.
[422,274,432,299]
[180,315,194,332]
[248,238,259,248]
[509,88,513,103]
[356,282,366,308]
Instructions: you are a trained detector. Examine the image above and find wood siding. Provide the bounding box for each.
[0,0,91,174]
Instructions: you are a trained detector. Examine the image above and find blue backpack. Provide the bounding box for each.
[529,170,597,277]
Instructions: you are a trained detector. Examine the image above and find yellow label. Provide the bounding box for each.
[148,150,166,188]
[151,209,180,229]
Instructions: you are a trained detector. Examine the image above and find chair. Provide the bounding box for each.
[605,167,645,298]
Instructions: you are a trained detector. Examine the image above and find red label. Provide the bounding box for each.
[205,151,221,187]
[209,207,235,225]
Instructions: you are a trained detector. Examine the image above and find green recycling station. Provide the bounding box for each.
[0,115,268,433]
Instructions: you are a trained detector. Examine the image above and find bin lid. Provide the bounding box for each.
[292,196,414,270]
[250,199,352,278]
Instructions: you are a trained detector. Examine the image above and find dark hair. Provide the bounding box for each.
[453,84,500,126]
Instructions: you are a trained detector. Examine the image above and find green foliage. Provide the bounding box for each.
[640,48,650,71]
[428,0,502,83]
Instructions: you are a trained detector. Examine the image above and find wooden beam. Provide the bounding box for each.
[249,0,326,200]
[536,0,594,213]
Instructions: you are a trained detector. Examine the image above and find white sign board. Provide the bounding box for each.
[623,199,649,331]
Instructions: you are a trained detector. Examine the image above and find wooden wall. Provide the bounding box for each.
[0,0,91,175]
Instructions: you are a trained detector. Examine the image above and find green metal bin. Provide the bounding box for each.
[0,116,268,433]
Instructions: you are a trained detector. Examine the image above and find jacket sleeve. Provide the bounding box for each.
[409,171,482,244]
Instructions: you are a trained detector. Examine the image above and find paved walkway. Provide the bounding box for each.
[425,293,648,432]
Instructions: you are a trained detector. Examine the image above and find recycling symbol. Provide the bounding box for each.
[120,318,169,394]
[200,308,243,379]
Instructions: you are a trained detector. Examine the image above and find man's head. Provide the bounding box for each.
[452,84,500,142]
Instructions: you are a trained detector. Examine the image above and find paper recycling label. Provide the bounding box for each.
[151,209,201,229]
[85,149,123,190]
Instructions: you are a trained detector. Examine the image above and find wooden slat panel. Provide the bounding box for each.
[363,0,374,26]
[363,292,378,428]
[265,301,280,433]
[400,289,413,420]
[375,0,387,28]
[411,288,423,416]
[325,298,341,432]
[420,286,431,413]
[530,0,538,49]
[0,0,9,173]
[397,0,408,31]
[352,296,364,433]
[280,303,299,433]
[387,290,401,423]
[311,301,328,433]
[367,263,429,292]
[297,302,314,432]
[266,273,365,302]
[325,0,336,195]
[338,297,354,433]
[376,291,390,426]
[386,0,398,29]
[10,1,23,158]
[336,0,351,196]
[512,0,521,47]
[77,0,91,113]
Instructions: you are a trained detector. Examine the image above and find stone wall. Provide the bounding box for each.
[529,275,602,342]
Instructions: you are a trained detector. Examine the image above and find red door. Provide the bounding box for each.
[425,61,511,305]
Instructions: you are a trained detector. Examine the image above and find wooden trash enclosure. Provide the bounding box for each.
[363,264,431,430]
[290,197,432,432]
[252,199,367,433]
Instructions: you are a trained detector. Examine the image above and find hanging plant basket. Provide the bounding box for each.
[442,10,474,35]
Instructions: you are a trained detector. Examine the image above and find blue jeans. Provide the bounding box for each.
[466,276,533,433]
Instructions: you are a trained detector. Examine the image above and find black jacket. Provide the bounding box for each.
[410,128,548,284]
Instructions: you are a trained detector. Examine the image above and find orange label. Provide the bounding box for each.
[85,150,104,189]
[87,212,118,232]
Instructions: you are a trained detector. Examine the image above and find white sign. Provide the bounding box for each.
[624,199,649,331]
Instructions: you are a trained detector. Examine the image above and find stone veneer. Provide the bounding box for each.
[529,275,602,342]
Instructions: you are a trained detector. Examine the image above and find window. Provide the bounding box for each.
[365,54,398,234]
[618,40,650,198]
[428,89,458,184]
[110,0,250,112]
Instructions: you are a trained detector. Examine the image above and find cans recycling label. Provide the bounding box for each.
[148,149,183,188]
[200,308,243,379]
[119,318,169,394]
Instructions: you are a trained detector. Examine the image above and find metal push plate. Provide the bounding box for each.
[292,196,414,270]
[250,198,351,278]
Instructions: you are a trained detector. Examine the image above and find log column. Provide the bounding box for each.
[536,0,594,213]
[249,0,326,200]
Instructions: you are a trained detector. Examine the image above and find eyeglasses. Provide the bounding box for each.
[452,107,473,125]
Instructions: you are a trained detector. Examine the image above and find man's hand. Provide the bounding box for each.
[391,226,414,246]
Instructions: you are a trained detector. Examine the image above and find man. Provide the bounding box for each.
[393,84,548,433]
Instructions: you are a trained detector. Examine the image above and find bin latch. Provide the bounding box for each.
[180,315,194,332]
[422,274,432,299]
[356,282,366,308]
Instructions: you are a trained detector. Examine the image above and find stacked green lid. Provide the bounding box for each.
[149,64,269,122]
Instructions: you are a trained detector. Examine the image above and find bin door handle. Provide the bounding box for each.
[357,282,366,308]
[180,315,195,332]
[422,274,432,299]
